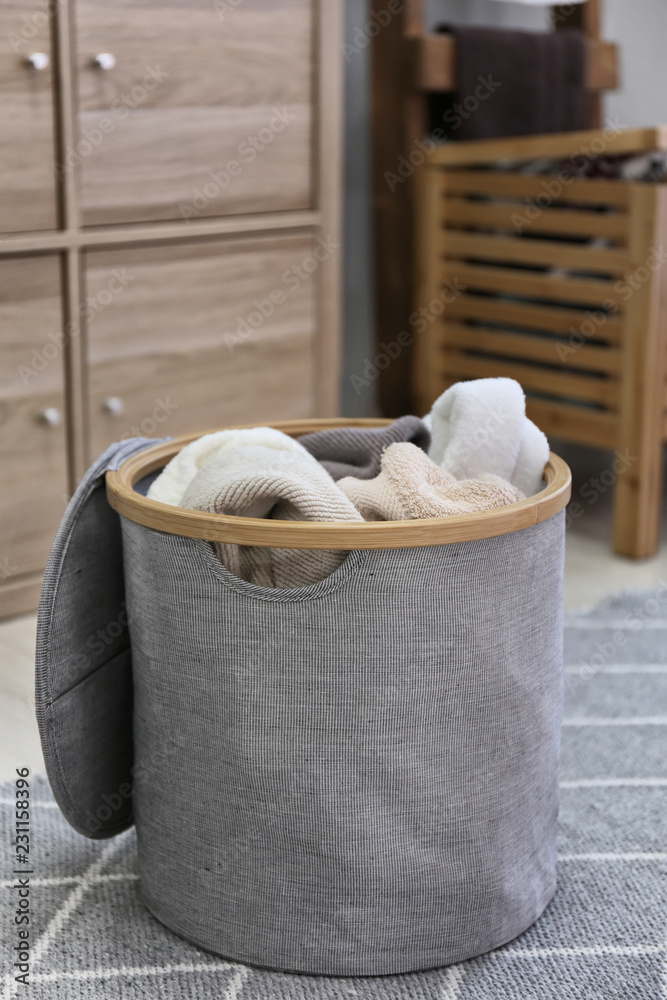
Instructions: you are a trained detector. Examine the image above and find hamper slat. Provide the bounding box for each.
[428,125,667,168]
[441,261,622,307]
[440,323,622,374]
[439,230,632,275]
[445,296,623,343]
[526,398,619,448]
[440,350,619,406]
[442,198,629,241]
[441,170,632,208]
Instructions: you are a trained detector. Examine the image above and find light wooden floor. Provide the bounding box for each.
[3,441,667,781]
[1,612,44,781]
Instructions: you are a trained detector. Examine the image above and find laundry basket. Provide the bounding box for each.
[35,419,571,977]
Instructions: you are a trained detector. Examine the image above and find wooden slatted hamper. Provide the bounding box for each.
[415,126,667,559]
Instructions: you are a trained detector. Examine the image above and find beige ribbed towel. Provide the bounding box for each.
[180,446,363,589]
[338,442,524,521]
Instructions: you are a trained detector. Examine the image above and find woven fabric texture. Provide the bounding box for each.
[297,416,430,480]
[11,590,666,998]
[120,511,564,975]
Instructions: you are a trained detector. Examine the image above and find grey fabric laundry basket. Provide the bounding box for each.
[36,420,571,977]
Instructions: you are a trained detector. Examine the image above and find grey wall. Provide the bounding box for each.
[603,0,667,129]
[425,0,548,29]
[341,1,667,416]
[342,0,376,418]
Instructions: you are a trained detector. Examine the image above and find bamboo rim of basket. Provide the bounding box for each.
[106,418,572,550]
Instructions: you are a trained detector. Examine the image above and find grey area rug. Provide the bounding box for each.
[1,590,666,999]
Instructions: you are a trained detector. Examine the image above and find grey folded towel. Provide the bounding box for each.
[297,416,431,481]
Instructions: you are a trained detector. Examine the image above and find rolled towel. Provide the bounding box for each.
[180,446,363,589]
[426,379,549,497]
[298,415,430,481]
[339,442,523,521]
[148,427,315,506]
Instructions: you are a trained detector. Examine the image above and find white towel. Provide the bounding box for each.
[426,379,549,497]
[148,427,316,507]
[180,446,363,589]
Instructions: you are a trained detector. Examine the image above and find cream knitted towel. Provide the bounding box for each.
[148,427,315,507]
[180,446,363,589]
[338,442,524,521]
[298,416,430,481]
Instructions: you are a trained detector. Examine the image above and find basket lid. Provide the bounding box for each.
[35,438,167,839]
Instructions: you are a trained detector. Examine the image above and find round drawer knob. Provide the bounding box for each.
[93,52,116,71]
[25,52,49,71]
[39,407,62,428]
[103,396,125,416]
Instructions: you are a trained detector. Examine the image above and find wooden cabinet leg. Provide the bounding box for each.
[613,184,667,559]
[613,441,664,559]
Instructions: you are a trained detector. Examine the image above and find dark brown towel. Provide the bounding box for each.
[298,415,430,481]
[432,25,588,140]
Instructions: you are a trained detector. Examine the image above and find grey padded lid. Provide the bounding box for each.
[35,438,166,839]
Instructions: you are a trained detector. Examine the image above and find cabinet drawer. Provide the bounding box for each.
[0,3,57,232]
[0,258,68,589]
[75,0,313,226]
[84,235,318,457]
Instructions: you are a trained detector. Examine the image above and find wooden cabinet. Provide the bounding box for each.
[0,0,341,618]
[74,0,313,225]
[84,236,318,456]
[0,258,68,615]
[0,2,58,232]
